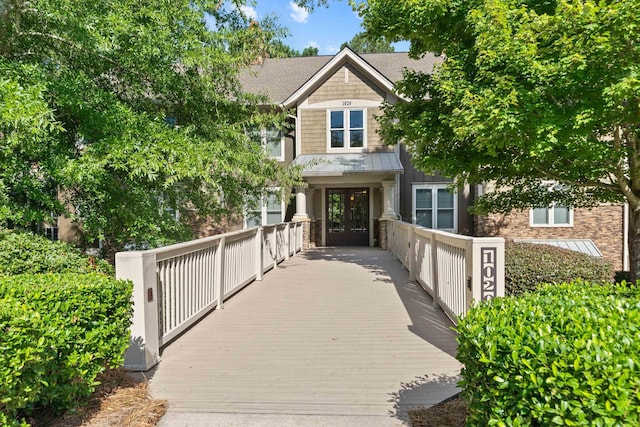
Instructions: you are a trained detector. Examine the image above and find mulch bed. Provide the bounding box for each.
[409,395,468,427]
[28,368,167,427]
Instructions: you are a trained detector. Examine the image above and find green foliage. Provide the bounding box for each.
[505,242,612,296]
[340,32,395,53]
[457,281,640,426]
[301,46,319,56]
[0,231,113,276]
[358,1,640,275]
[0,273,132,422]
[0,60,66,225]
[1,1,300,255]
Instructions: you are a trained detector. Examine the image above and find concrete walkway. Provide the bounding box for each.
[151,247,460,426]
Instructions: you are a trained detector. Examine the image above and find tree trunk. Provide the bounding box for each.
[628,203,640,283]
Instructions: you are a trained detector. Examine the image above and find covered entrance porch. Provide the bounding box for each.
[292,152,403,247]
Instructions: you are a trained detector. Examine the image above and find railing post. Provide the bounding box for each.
[431,233,439,309]
[215,236,226,309]
[272,226,278,269]
[116,251,160,371]
[256,227,263,281]
[467,238,505,311]
[285,223,290,261]
[298,222,303,251]
[408,225,416,282]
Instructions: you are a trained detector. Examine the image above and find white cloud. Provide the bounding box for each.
[306,41,320,49]
[326,45,339,54]
[290,2,309,23]
[239,5,258,20]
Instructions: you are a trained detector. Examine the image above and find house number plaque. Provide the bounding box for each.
[480,247,497,300]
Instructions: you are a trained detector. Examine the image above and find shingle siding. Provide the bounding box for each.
[299,65,391,154]
[308,65,385,104]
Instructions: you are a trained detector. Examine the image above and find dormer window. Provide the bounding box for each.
[328,109,366,150]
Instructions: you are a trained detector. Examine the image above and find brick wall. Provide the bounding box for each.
[476,205,625,271]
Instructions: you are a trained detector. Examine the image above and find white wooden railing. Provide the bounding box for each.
[116,221,304,371]
[386,220,505,324]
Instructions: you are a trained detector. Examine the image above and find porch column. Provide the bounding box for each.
[292,186,309,221]
[380,180,399,220]
[306,188,315,219]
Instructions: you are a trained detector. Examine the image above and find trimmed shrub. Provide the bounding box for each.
[457,281,640,426]
[0,274,132,422]
[505,242,612,296]
[0,231,113,276]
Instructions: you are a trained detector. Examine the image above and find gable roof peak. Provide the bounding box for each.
[238,49,441,105]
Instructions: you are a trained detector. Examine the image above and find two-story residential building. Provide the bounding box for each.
[48,47,626,272]
[239,47,627,271]
[240,47,475,248]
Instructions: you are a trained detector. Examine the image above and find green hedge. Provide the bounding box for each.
[457,281,640,426]
[505,242,612,296]
[0,231,113,276]
[0,274,132,423]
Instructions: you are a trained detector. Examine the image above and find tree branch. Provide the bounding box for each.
[533,166,620,192]
[611,125,640,205]
[18,31,123,68]
[623,124,640,191]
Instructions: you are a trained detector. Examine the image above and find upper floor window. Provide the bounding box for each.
[248,127,285,161]
[531,205,573,227]
[328,109,366,150]
[412,184,457,232]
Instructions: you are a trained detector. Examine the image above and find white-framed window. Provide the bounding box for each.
[248,127,285,161]
[327,109,366,150]
[412,184,457,232]
[245,190,285,228]
[530,205,573,227]
[45,225,59,241]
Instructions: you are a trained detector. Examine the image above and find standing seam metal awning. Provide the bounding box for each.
[292,153,404,177]
[513,239,603,257]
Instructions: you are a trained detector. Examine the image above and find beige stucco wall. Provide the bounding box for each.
[476,205,625,271]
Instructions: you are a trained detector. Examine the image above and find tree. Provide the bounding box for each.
[301,46,319,56]
[267,39,301,58]
[340,32,394,53]
[1,1,298,258]
[358,0,640,278]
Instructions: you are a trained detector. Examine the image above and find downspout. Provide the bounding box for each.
[624,202,629,271]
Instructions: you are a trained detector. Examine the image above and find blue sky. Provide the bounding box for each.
[235,1,409,55]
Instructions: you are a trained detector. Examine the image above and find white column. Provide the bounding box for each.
[292,186,309,221]
[306,188,315,219]
[380,180,399,220]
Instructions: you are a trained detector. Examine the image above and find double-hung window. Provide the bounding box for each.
[328,109,365,150]
[248,127,285,161]
[245,190,285,228]
[412,184,457,232]
[530,183,573,227]
[531,205,572,226]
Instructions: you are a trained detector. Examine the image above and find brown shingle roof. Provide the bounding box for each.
[239,51,441,104]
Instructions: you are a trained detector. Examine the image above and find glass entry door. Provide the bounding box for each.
[327,188,369,246]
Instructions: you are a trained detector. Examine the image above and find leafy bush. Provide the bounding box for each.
[457,281,640,426]
[0,274,132,423]
[0,231,113,276]
[505,242,612,296]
